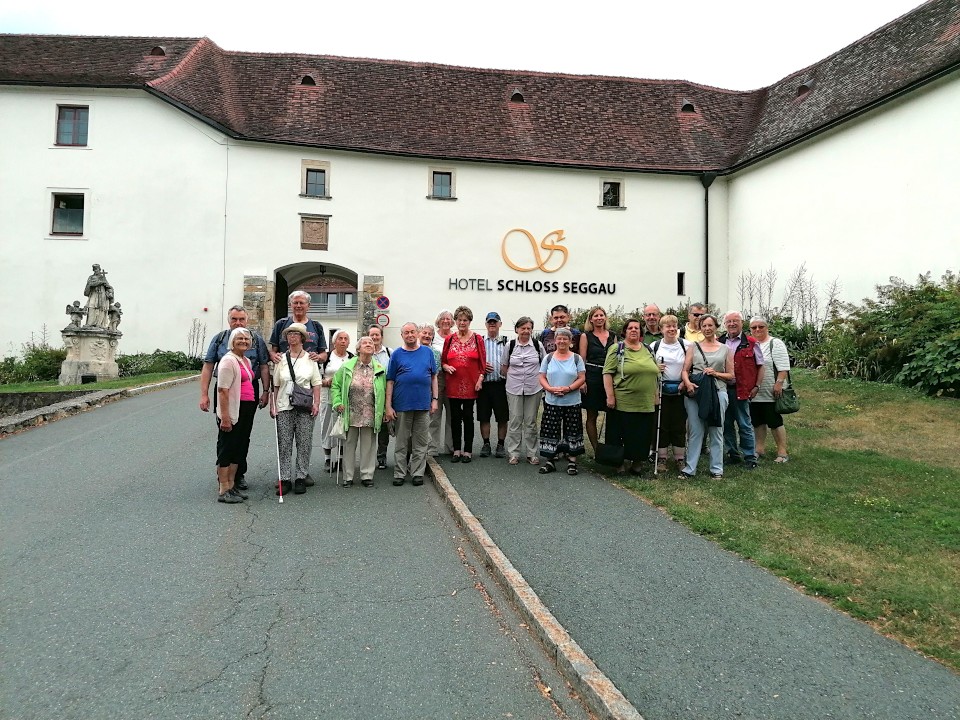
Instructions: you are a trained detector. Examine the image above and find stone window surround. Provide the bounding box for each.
[599,178,626,210]
[300,159,331,199]
[427,167,457,200]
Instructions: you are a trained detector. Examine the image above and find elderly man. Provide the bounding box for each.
[478,311,509,458]
[642,304,663,345]
[268,290,328,364]
[385,322,438,486]
[368,325,393,469]
[200,304,271,490]
[680,303,706,342]
[719,311,765,469]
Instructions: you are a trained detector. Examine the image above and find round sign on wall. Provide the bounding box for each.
[375,296,390,310]
[375,313,390,328]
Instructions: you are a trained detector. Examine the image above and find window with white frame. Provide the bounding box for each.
[56,106,89,146]
[428,168,456,200]
[51,193,85,235]
[599,179,625,209]
[301,160,331,198]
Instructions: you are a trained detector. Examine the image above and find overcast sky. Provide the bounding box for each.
[2,0,925,90]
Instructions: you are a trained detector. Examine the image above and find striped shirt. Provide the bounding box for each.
[483,335,507,381]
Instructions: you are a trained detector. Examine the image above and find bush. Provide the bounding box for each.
[117,350,203,377]
[0,328,67,384]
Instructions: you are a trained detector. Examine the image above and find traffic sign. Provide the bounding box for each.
[375,313,390,327]
[375,295,390,311]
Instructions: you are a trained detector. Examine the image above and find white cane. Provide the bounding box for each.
[653,357,664,477]
[275,416,284,504]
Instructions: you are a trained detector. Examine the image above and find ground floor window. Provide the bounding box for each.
[52,193,84,235]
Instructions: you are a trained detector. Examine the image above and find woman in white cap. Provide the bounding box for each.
[269,323,322,496]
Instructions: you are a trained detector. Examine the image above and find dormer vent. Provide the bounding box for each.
[680,100,696,114]
[510,90,525,103]
[149,46,166,57]
[797,80,815,99]
[300,75,317,86]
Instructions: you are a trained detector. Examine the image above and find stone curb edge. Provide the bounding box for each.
[0,374,200,436]
[427,457,644,720]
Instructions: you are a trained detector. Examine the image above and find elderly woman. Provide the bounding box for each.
[440,305,486,463]
[748,316,791,463]
[539,327,586,475]
[579,305,616,454]
[679,314,734,480]
[429,310,456,456]
[269,323,322,496]
[215,327,257,504]
[602,318,659,475]
[502,316,545,465]
[331,336,386,488]
[319,330,353,474]
[650,314,691,472]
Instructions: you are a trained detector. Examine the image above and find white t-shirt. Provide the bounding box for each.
[654,340,687,382]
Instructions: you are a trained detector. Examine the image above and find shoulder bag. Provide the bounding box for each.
[285,352,314,412]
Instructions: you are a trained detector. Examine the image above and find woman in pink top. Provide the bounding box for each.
[440,305,486,462]
[216,327,257,504]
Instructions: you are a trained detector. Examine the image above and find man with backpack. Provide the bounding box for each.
[199,304,271,490]
[478,312,509,458]
[268,290,328,364]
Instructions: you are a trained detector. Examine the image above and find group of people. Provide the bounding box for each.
[200,293,793,504]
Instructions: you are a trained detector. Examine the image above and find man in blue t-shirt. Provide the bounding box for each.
[385,322,438,487]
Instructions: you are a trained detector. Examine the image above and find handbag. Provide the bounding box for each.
[772,359,800,415]
[285,352,314,412]
[595,413,625,467]
[329,412,347,440]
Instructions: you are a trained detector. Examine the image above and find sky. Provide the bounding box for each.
[1,0,926,90]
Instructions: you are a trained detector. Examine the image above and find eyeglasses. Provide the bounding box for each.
[691,313,703,317]
[750,325,766,330]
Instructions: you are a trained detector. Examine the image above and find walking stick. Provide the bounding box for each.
[653,357,664,477]
[275,416,284,504]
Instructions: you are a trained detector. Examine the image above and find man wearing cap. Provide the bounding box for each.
[385,322,438,486]
[477,312,509,458]
[200,304,271,491]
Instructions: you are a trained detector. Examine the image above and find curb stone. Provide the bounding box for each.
[0,374,200,436]
[427,457,644,720]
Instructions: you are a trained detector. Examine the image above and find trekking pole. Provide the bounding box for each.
[654,358,663,477]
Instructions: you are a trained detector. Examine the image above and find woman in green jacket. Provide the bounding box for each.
[331,335,387,487]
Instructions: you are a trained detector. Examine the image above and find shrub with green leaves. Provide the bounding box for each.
[117,350,202,377]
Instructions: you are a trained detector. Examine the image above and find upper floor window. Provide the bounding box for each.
[52,193,85,235]
[57,106,89,146]
[428,168,456,200]
[599,180,625,209]
[301,160,331,199]
[305,169,326,197]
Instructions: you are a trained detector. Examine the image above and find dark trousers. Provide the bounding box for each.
[607,408,653,463]
[449,398,476,453]
[216,400,256,468]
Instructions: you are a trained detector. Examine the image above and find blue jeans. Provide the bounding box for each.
[724,396,757,461]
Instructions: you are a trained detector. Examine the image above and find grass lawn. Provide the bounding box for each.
[1,371,198,393]
[586,369,960,672]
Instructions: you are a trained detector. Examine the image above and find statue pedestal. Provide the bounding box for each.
[59,327,122,385]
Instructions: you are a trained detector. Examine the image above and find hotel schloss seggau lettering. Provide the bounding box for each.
[448,229,616,296]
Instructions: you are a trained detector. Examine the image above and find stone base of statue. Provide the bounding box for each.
[59,327,122,385]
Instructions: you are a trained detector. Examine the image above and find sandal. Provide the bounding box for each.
[528,456,540,465]
[774,455,789,463]
[710,473,724,480]
[678,472,695,480]
[566,462,578,476]
[538,461,556,474]
[508,456,520,465]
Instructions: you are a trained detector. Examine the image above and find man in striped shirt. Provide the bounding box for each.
[478,312,509,458]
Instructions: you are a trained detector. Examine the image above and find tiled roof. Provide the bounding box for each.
[2,0,957,173]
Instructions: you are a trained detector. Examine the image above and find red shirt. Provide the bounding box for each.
[441,333,487,400]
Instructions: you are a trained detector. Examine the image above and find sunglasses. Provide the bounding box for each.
[691,312,703,317]
[750,325,766,330]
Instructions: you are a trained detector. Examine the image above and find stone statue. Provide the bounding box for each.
[66,300,85,327]
[108,302,123,332]
[83,264,114,329]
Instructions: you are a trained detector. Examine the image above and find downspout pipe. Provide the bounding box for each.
[700,172,717,306]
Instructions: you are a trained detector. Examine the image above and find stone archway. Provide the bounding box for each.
[271,262,365,345]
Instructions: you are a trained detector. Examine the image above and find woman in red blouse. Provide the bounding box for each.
[440,305,486,462]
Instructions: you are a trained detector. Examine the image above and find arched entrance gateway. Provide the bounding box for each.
[266,263,372,347]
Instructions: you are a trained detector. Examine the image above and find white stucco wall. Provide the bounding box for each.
[226,145,710,346]
[727,71,960,316]
[0,87,229,354]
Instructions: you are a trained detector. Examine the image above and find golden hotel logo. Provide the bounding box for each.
[501,229,568,273]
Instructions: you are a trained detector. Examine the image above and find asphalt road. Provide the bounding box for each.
[439,451,960,720]
[1,383,588,720]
